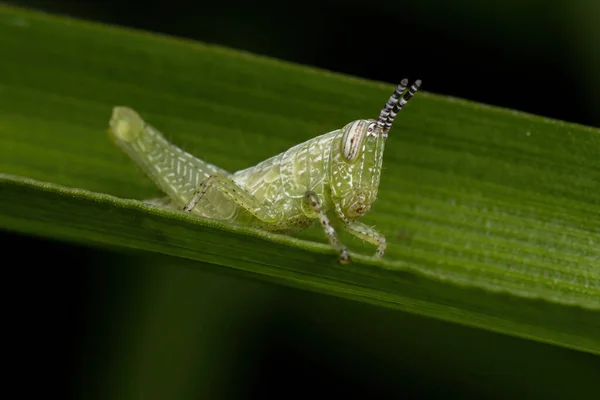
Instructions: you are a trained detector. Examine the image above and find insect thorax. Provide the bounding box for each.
[231,129,338,216]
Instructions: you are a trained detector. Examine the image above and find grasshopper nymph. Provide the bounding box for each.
[109,79,421,263]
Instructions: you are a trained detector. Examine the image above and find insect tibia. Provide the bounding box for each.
[109,107,145,142]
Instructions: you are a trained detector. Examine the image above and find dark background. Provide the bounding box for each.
[6,0,600,128]
[3,1,600,399]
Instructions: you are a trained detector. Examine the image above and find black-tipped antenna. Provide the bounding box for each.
[376,79,409,130]
[384,79,422,132]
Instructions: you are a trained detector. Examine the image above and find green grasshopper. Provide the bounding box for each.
[108,79,421,263]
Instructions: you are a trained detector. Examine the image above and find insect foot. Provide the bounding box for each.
[339,249,351,264]
[375,238,387,259]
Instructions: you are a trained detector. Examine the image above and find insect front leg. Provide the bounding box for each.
[184,173,279,223]
[342,221,387,259]
[303,191,351,264]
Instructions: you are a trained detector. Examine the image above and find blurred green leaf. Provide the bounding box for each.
[1,6,599,354]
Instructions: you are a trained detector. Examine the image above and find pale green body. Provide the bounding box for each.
[109,108,383,227]
[108,80,420,262]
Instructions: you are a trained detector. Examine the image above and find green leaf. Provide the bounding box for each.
[1,6,599,354]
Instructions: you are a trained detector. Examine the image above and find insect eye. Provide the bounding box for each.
[341,121,367,162]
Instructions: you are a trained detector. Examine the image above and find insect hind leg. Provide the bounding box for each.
[184,173,279,223]
[303,191,350,264]
[109,107,232,207]
[143,196,172,207]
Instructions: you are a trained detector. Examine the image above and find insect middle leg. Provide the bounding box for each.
[303,191,350,264]
[184,173,279,223]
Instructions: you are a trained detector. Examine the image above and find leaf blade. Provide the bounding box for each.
[0,5,599,353]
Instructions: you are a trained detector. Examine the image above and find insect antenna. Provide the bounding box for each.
[376,79,409,130]
[384,79,422,133]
